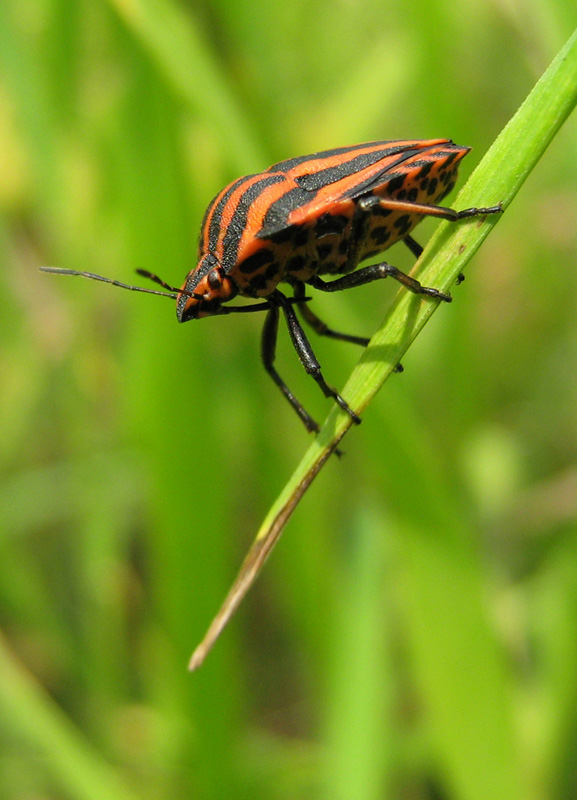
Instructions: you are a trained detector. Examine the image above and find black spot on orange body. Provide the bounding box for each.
[180,140,470,305]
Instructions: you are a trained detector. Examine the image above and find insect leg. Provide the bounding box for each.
[368,196,503,221]
[261,303,322,434]
[292,282,369,347]
[403,234,423,258]
[308,263,451,302]
[326,198,450,301]
[272,291,361,424]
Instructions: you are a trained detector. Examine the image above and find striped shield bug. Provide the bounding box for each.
[42,140,501,434]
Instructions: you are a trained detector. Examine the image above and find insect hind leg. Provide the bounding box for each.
[367,196,503,222]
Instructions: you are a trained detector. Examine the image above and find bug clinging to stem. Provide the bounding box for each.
[41,139,502,434]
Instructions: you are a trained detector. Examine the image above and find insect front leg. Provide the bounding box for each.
[272,291,361,425]
[261,304,321,434]
[292,282,370,347]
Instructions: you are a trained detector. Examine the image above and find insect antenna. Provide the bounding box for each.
[135,269,182,294]
[39,267,198,299]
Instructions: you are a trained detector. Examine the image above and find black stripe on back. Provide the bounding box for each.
[268,141,398,173]
[297,145,426,193]
[259,186,317,240]
[207,175,254,253]
[221,173,287,271]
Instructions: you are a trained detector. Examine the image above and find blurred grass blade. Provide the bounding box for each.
[189,28,577,669]
[0,634,141,800]
[107,0,264,172]
[322,503,394,800]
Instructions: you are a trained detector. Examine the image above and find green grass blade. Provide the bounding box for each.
[189,27,577,668]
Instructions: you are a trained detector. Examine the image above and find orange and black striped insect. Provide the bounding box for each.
[42,140,501,433]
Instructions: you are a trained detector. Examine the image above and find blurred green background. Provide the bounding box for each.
[1,2,576,799]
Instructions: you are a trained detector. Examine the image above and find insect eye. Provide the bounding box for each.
[207,268,222,290]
